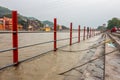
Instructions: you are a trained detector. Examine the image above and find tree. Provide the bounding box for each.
[97,26,106,32]
[107,17,120,29]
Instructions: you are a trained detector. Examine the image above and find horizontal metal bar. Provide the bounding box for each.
[0,31,16,34]
[18,50,53,64]
[0,41,54,53]
[0,63,17,70]
[17,31,46,33]
[0,37,78,53]
[0,49,53,71]
[0,31,49,34]
[57,38,70,41]
[57,41,78,49]
[0,41,79,71]
[72,37,78,39]
[72,41,79,45]
[0,31,87,34]
[0,48,16,53]
[19,37,78,49]
[0,31,67,34]
[18,40,54,49]
[57,44,69,48]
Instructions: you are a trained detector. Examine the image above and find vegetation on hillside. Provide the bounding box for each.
[0,6,68,30]
[0,6,45,30]
[42,20,68,30]
[0,6,11,17]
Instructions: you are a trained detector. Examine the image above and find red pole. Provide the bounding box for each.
[93,29,94,36]
[95,29,96,36]
[93,28,95,36]
[54,18,57,51]
[93,28,94,36]
[92,28,93,37]
[87,27,88,39]
[70,22,72,45]
[83,26,86,40]
[12,11,18,63]
[94,29,95,36]
[90,27,91,38]
[91,28,93,37]
[78,25,80,43]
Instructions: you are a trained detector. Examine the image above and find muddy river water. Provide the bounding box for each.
[0,31,101,80]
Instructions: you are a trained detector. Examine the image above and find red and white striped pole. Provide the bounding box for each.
[78,25,80,43]
[54,18,57,51]
[70,22,72,45]
[12,11,18,64]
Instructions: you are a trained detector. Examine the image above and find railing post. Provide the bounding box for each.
[92,28,93,37]
[54,18,57,51]
[94,29,95,36]
[93,28,94,36]
[87,27,89,39]
[70,22,72,45]
[95,29,96,36]
[92,28,94,37]
[90,27,91,38]
[83,26,86,40]
[12,11,18,64]
[78,25,80,43]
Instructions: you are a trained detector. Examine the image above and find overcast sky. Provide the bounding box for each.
[0,0,120,28]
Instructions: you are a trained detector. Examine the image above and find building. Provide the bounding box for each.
[43,24,51,32]
[28,25,33,31]
[0,24,4,30]
[58,25,62,30]
[44,26,51,32]
[0,17,23,30]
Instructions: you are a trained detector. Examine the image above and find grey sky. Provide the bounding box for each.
[0,0,120,28]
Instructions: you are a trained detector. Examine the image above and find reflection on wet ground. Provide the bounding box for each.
[0,32,101,80]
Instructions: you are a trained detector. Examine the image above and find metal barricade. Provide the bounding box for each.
[0,10,97,70]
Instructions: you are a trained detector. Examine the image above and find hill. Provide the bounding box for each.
[0,6,11,17]
[0,6,44,30]
[42,20,54,27]
[0,6,68,30]
[42,20,68,29]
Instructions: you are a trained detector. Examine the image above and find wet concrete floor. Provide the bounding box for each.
[0,34,102,80]
[105,35,120,80]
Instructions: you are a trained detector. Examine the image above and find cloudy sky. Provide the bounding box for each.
[0,0,120,28]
